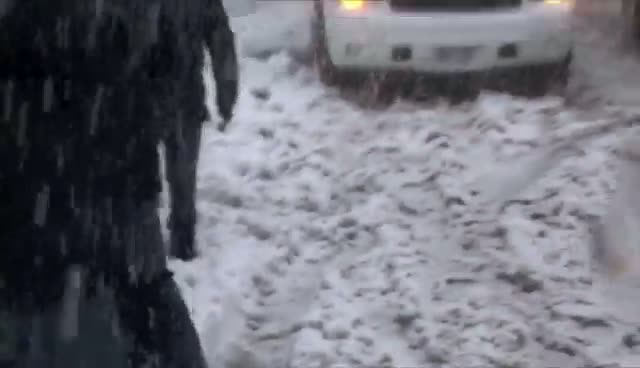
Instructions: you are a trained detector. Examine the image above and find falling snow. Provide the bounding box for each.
[148,3,640,367]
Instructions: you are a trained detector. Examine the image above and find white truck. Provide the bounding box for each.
[311,0,574,95]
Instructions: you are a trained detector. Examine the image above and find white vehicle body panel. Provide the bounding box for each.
[321,0,573,73]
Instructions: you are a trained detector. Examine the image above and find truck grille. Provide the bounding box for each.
[388,0,522,12]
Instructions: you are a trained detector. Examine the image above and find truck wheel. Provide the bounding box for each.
[549,51,572,92]
[311,2,341,86]
[523,51,573,97]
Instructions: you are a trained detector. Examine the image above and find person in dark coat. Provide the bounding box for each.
[163,0,239,261]
[0,1,224,366]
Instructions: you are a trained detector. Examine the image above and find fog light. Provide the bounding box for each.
[345,43,363,57]
[391,45,412,61]
[498,43,518,59]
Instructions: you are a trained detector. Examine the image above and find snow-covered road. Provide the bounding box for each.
[166,3,640,367]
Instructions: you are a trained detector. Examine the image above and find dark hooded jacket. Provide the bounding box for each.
[0,0,183,306]
[0,2,212,367]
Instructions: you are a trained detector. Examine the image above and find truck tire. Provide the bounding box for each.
[311,1,342,86]
[523,51,572,97]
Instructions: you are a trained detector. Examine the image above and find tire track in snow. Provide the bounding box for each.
[171,7,640,367]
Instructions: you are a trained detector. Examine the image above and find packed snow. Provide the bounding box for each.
[162,3,640,367]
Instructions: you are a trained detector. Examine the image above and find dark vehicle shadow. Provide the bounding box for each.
[325,63,570,109]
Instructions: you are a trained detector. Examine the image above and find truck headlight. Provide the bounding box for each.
[543,0,572,6]
[530,0,573,11]
[340,0,365,11]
